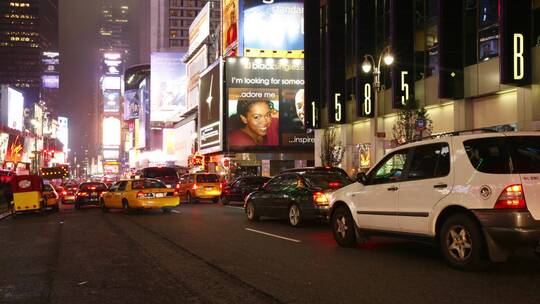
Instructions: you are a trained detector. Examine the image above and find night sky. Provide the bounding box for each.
[59,0,141,164]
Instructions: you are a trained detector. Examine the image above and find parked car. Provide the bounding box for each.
[74,182,108,208]
[42,183,59,212]
[220,176,270,205]
[244,169,352,227]
[176,173,222,203]
[138,166,182,188]
[329,131,540,270]
[100,179,179,213]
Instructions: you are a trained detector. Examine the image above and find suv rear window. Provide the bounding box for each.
[464,136,540,174]
[144,167,178,178]
[196,174,219,183]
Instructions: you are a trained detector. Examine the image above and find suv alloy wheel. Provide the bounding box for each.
[440,213,486,270]
[332,206,357,247]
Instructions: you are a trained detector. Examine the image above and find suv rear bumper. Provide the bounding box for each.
[472,210,540,259]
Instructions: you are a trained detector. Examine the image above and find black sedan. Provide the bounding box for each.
[244,169,352,227]
[74,182,108,208]
[220,176,270,205]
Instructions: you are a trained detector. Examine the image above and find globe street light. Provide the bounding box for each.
[361,46,393,166]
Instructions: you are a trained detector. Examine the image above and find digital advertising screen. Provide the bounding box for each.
[199,60,222,154]
[8,87,24,131]
[124,89,140,120]
[42,75,59,89]
[223,0,239,56]
[102,117,121,147]
[102,76,121,90]
[150,52,187,122]
[103,90,121,113]
[225,57,312,151]
[137,79,150,149]
[242,0,304,57]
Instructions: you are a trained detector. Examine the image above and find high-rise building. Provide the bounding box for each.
[100,1,131,63]
[150,0,219,52]
[0,0,59,105]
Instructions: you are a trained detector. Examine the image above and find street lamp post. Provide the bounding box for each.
[361,46,394,166]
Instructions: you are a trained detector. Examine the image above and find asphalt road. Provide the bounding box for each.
[1,201,539,304]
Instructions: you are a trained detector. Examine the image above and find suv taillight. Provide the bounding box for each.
[175,183,181,189]
[494,184,527,209]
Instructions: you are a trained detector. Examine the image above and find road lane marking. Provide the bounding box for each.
[225,205,244,210]
[171,210,181,214]
[245,228,301,243]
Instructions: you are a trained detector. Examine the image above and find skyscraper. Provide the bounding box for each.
[0,0,59,105]
[100,1,131,63]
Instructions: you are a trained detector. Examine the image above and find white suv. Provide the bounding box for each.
[329,131,540,270]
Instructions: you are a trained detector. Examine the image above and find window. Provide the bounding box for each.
[145,179,167,189]
[265,176,284,192]
[196,174,219,183]
[110,182,120,192]
[368,149,409,184]
[280,175,300,192]
[464,138,510,174]
[118,181,128,191]
[407,143,450,180]
[509,137,540,173]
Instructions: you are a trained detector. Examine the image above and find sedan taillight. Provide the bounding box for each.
[313,191,329,205]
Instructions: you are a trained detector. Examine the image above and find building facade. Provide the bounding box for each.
[306,0,540,176]
[0,0,59,105]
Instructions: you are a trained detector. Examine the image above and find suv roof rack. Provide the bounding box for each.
[405,128,500,145]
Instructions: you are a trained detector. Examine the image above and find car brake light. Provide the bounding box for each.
[77,192,88,197]
[494,184,526,209]
[62,191,67,195]
[219,183,223,189]
[313,191,329,205]
[328,182,341,188]
[175,183,180,189]
[192,184,198,190]
[173,190,179,196]
[137,191,145,198]
[90,186,96,190]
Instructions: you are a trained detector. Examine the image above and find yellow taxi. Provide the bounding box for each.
[176,173,222,203]
[100,178,179,213]
[42,183,60,212]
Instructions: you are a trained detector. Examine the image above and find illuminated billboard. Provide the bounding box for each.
[137,79,150,149]
[58,117,68,153]
[103,90,121,113]
[163,128,176,158]
[199,60,222,154]
[7,87,24,131]
[124,89,139,120]
[42,75,59,89]
[223,0,239,56]
[0,133,8,163]
[102,76,121,90]
[225,57,312,150]
[242,0,304,57]
[150,52,187,122]
[102,117,121,147]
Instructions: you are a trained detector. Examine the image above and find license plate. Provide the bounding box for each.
[91,192,97,196]
[155,193,164,198]
[205,187,213,190]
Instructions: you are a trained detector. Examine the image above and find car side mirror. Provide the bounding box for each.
[356,172,367,184]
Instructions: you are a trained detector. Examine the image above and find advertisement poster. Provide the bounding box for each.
[222,0,239,56]
[8,87,24,131]
[199,60,222,153]
[0,133,8,163]
[137,79,150,149]
[102,117,121,147]
[124,89,140,120]
[150,52,187,122]
[225,57,312,150]
[243,0,304,56]
[103,90,121,113]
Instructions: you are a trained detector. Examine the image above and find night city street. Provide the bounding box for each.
[1,202,539,304]
[2,0,540,303]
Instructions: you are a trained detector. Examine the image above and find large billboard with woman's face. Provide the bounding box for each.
[225,57,312,151]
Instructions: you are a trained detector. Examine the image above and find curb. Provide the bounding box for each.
[0,210,11,220]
